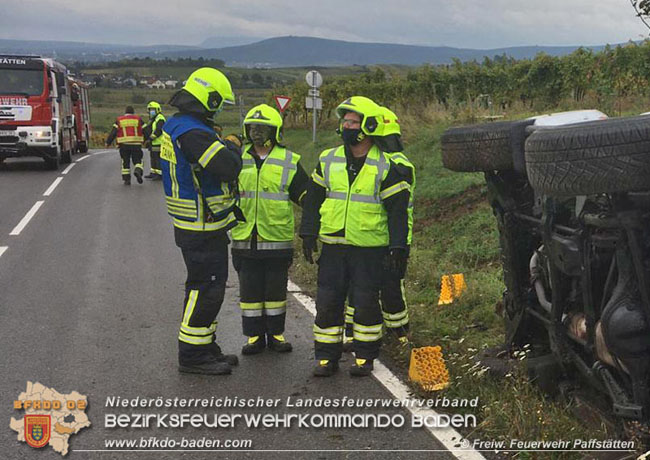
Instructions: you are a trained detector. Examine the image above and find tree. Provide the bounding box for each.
[631,0,650,31]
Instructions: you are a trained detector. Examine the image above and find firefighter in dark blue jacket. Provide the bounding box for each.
[160,67,243,375]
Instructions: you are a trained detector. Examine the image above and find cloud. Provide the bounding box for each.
[0,0,647,49]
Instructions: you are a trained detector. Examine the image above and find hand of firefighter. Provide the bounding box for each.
[302,236,318,264]
[387,248,408,278]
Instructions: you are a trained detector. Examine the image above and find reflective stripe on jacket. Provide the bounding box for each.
[317,145,390,247]
[231,145,300,248]
[160,114,236,232]
[115,114,144,145]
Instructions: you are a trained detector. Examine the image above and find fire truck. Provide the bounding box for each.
[68,77,92,154]
[0,55,76,170]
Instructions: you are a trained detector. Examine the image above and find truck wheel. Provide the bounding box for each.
[525,115,650,195]
[44,147,60,170]
[79,129,88,154]
[442,120,530,172]
[61,132,72,164]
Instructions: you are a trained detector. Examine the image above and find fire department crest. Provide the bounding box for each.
[25,415,51,448]
[10,381,90,456]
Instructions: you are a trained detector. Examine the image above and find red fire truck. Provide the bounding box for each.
[0,55,76,170]
[69,77,92,154]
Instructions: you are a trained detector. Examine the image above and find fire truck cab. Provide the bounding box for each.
[0,55,76,170]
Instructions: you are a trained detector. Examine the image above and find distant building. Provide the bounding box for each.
[148,80,165,89]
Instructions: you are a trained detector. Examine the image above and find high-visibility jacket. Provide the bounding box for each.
[160,114,237,232]
[387,151,415,245]
[315,145,393,247]
[115,114,144,145]
[231,146,300,249]
[148,113,166,147]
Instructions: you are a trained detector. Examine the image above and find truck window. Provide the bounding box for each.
[0,69,44,96]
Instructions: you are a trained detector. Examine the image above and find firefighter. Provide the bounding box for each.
[105,106,145,185]
[160,67,243,375]
[231,104,309,355]
[143,101,166,181]
[300,96,411,377]
[344,107,414,348]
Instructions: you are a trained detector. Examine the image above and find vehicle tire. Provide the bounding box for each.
[525,115,650,196]
[44,147,60,170]
[61,138,72,164]
[441,120,521,172]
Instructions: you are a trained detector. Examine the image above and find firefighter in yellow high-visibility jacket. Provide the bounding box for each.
[300,96,411,377]
[344,107,415,348]
[231,104,309,355]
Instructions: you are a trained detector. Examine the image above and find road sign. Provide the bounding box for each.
[306,70,323,88]
[274,95,291,112]
[308,88,320,97]
[305,97,322,110]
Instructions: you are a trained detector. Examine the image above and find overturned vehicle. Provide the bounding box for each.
[441,111,650,426]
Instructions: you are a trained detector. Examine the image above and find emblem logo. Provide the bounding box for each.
[24,415,51,448]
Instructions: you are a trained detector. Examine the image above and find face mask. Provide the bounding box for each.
[342,128,363,146]
[149,110,157,117]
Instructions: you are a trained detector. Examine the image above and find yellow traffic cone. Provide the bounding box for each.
[408,346,450,391]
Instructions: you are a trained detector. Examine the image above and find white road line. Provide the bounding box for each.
[287,279,486,460]
[62,163,76,175]
[10,201,44,236]
[0,246,7,258]
[92,150,111,155]
[43,177,63,196]
[76,154,90,162]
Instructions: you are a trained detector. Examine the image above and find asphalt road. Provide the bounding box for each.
[0,151,462,459]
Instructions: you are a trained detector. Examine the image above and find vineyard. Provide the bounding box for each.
[276,40,650,125]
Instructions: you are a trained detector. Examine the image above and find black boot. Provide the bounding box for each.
[178,358,231,375]
[134,168,143,184]
[349,358,374,377]
[178,342,232,375]
[267,334,292,353]
[241,336,266,355]
[209,343,239,366]
[313,360,339,377]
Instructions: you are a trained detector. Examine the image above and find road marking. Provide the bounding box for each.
[43,177,63,196]
[76,154,90,162]
[10,201,44,236]
[62,163,76,175]
[92,150,111,155]
[287,279,485,460]
[0,246,7,258]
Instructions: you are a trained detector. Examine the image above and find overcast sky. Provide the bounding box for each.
[2,0,649,49]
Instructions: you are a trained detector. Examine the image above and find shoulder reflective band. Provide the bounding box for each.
[321,148,345,190]
[198,141,225,168]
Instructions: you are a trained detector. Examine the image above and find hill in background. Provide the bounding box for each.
[0,35,614,66]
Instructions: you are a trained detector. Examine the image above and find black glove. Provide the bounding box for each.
[224,134,243,149]
[387,248,408,278]
[223,139,242,156]
[302,236,318,264]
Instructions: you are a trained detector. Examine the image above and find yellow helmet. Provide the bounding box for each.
[335,96,382,135]
[147,101,162,113]
[374,106,404,153]
[182,67,235,112]
[243,104,283,143]
[377,107,401,136]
